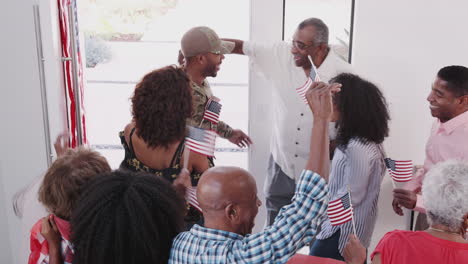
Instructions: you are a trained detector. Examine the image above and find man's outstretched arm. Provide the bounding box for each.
[222,39,244,55]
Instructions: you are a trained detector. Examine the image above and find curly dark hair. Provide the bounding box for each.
[71,170,185,264]
[132,66,192,149]
[331,73,390,146]
[38,147,111,220]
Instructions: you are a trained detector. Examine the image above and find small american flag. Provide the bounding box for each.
[203,97,222,124]
[186,187,202,212]
[296,60,321,104]
[384,158,413,182]
[186,126,217,157]
[328,193,353,226]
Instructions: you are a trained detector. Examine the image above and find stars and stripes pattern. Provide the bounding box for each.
[58,0,87,147]
[203,97,222,124]
[186,187,202,212]
[296,63,321,104]
[186,126,217,157]
[327,193,354,226]
[384,158,413,182]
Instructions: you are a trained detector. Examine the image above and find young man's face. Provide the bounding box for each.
[202,53,225,77]
[427,77,463,122]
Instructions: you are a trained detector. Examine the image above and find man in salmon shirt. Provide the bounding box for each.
[392,65,468,229]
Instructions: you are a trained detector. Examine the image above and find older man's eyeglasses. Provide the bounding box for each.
[292,40,315,50]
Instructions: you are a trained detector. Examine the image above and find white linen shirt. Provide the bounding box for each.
[243,41,354,180]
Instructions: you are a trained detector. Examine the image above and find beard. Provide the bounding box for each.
[204,63,218,77]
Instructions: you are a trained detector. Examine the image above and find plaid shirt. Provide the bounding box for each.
[169,170,328,264]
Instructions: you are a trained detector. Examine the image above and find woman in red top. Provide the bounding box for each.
[343,160,468,264]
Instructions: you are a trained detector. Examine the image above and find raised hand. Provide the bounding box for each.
[54,133,69,157]
[228,129,253,148]
[393,188,417,210]
[343,234,366,264]
[41,216,61,247]
[305,82,341,120]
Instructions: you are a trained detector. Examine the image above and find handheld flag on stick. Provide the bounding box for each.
[186,126,217,157]
[384,158,413,183]
[202,96,222,125]
[181,148,202,213]
[296,55,321,104]
[186,187,202,212]
[328,192,354,227]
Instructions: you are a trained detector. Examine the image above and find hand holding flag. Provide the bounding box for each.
[384,158,413,184]
[305,82,341,121]
[173,168,203,213]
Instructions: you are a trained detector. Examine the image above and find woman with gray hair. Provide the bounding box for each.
[343,160,468,264]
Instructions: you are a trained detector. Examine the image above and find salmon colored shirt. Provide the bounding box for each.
[404,110,468,213]
[371,230,468,264]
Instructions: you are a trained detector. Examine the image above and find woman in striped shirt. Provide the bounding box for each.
[309,73,390,262]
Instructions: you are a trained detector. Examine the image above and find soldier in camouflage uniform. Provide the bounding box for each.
[181,26,252,147]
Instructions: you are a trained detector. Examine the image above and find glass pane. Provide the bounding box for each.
[284,0,353,61]
[77,0,250,169]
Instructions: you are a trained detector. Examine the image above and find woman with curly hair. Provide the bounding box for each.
[71,170,186,264]
[309,73,390,262]
[119,65,212,227]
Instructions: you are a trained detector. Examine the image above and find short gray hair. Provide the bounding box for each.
[297,18,329,45]
[422,160,468,232]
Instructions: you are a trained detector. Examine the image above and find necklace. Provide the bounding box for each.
[428,227,462,236]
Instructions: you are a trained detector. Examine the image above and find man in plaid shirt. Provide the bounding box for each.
[169,82,338,263]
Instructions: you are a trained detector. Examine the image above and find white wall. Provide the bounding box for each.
[352,0,468,253]
[248,0,283,232]
[0,0,64,262]
[0,0,47,262]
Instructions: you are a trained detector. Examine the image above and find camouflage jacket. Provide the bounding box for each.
[187,81,233,138]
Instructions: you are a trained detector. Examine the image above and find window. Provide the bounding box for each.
[77,0,250,168]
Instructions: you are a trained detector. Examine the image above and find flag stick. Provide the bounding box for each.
[307,55,315,69]
[183,146,190,170]
[347,185,357,235]
[391,176,397,189]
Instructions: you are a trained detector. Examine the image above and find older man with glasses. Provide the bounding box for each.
[225,17,354,225]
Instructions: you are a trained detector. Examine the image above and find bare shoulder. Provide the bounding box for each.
[123,122,135,142]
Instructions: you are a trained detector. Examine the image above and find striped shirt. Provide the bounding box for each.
[316,138,385,254]
[169,170,328,263]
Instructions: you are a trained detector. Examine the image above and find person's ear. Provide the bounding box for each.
[225,203,239,222]
[460,95,468,106]
[198,54,207,65]
[191,54,203,65]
